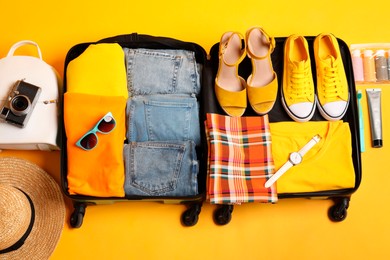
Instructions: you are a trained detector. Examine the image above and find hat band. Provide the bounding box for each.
[0,189,35,255]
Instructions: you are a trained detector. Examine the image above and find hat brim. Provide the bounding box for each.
[0,157,65,259]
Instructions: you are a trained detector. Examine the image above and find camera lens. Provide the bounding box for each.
[10,95,31,116]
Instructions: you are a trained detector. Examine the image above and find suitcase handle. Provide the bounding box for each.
[97,33,186,49]
[7,40,43,60]
[96,33,207,63]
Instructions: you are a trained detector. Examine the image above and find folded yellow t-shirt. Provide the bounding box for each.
[270,121,355,194]
[66,43,128,98]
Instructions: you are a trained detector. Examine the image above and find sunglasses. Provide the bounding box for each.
[76,112,116,151]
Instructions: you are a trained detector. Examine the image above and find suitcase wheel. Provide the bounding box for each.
[70,202,87,228]
[181,203,202,227]
[213,205,234,225]
[328,197,349,222]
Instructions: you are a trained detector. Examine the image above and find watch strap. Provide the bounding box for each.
[264,160,293,188]
[298,134,321,157]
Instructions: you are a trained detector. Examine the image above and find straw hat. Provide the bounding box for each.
[0,157,65,260]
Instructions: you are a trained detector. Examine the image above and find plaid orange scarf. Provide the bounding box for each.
[205,113,277,204]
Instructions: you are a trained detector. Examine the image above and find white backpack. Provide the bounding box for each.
[0,40,61,150]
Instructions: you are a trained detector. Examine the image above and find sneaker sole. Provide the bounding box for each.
[281,87,316,122]
[316,94,350,121]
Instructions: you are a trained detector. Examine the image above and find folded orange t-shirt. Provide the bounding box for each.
[64,93,126,197]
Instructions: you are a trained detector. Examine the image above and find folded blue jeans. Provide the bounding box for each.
[123,140,198,196]
[126,94,201,145]
[124,48,201,96]
[123,48,201,197]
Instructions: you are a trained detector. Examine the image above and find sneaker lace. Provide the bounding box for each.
[289,63,311,101]
[322,64,342,100]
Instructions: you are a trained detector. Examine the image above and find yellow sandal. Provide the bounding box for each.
[215,32,247,117]
[246,27,278,115]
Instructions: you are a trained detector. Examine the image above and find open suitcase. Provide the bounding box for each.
[61,33,361,227]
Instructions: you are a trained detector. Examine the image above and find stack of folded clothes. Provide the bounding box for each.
[123,48,202,197]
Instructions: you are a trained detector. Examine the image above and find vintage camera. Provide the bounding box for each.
[0,80,41,128]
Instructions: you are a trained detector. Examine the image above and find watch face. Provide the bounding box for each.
[289,152,302,165]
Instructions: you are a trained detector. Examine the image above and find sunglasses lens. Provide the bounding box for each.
[80,133,98,150]
[97,115,116,133]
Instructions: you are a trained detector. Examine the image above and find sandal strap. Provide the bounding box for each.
[215,77,247,109]
[246,27,275,60]
[247,74,278,103]
[219,32,246,67]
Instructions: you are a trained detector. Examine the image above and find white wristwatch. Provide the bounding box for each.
[264,134,321,188]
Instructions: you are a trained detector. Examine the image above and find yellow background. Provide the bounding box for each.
[1,0,390,259]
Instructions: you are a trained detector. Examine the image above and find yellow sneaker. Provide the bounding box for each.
[245,27,278,115]
[314,33,349,121]
[282,35,315,122]
[215,32,247,117]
